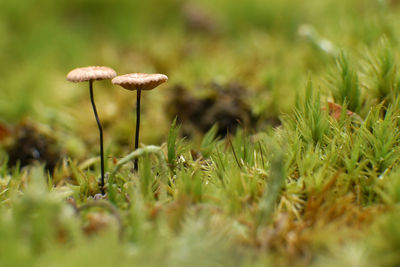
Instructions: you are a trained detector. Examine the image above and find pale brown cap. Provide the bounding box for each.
[67,66,117,82]
[112,73,168,91]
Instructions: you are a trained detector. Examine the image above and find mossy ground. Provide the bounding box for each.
[1,0,400,266]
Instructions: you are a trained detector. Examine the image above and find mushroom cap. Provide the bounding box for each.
[67,66,117,82]
[112,73,168,91]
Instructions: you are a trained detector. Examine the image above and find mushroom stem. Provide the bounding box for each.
[89,80,105,195]
[134,89,142,171]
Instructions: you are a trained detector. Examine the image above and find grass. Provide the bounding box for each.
[2,0,400,266]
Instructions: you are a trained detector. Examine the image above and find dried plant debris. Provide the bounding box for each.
[181,2,220,34]
[324,102,362,121]
[167,82,258,137]
[82,212,114,237]
[0,120,11,141]
[4,120,62,171]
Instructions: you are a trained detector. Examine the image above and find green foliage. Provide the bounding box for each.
[256,138,286,226]
[364,39,399,105]
[327,51,362,113]
[291,79,330,145]
[360,106,400,173]
[167,117,179,170]
[4,0,400,266]
[200,124,219,157]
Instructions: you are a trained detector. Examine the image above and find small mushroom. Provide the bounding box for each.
[112,73,168,170]
[67,66,116,195]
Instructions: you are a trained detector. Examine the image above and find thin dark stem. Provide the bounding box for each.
[89,80,105,195]
[134,89,142,171]
[228,135,242,170]
[258,141,265,169]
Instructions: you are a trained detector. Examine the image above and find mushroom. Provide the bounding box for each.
[67,66,116,195]
[112,73,168,170]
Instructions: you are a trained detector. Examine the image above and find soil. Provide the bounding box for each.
[167,82,258,137]
[4,120,62,171]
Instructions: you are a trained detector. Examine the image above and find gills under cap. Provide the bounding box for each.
[67,66,117,83]
[112,73,168,91]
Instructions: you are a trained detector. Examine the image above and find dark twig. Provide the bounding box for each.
[228,134,242,169]
[258,141,265,168]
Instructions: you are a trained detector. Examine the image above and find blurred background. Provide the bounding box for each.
[1,0,400,168]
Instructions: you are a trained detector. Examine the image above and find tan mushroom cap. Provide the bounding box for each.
[112,73,168,91]
[67,66,117,83]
